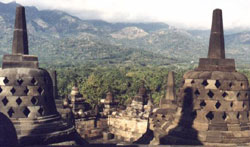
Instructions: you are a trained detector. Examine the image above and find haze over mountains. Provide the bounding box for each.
[0,2,250,67]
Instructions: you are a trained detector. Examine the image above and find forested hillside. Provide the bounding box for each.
[2,2,250,106]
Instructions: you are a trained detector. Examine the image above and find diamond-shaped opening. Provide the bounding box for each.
[10,87,16,95]
[191,110,197,118]
[17,79,23,85]
[38,107,44,115]
[215,101,221,109]
[16,97,22,106]
[200,100,206,107]
[191,80,195,84]
[202,80,208,87]
[207,90,214,98]
[0,87,2,93]
[31,78,37,85]
[31,97,38,105]
[222,92,228,98]
[3,77,9,84]
[23,107,30,117]
[24,87,29,95]
[7,107,14,117]
[229,82,233,88]
[2,97,8,106]
[237,92,240,97]
[230,102,233,107]
[241,83,243,87]
[194,89,200,96]
[206,111,214,120]
[237,112,241,119]
[222,112,227,120]
[243,102,246,109]
[215,80,221,88]
[37,87,43,95]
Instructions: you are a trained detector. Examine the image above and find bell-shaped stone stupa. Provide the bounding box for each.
[151,9,250,146]
[0,6,75,145]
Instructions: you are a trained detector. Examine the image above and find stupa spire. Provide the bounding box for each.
[208,9,225,59]
[12,6,29,55]
[159,71,176,109]
[197,9,235,72]
[165,71,175,101]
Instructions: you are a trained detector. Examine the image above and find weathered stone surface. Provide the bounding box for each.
[150,9,250,146]
[196,9,235,72]
[108,117,148,142]
[103,132,114,140]
[0,6,78,146]
[2,6,38,69]
[12,6,28,55]
[160,71,176,109]
[208,9,224,59]
[197,58,235,72]
[48,70,58,100]
[75,118,108,140]
[101,91,118,116]
[106,84,152,142]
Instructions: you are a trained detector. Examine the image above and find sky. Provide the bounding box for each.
[1,0,250,29]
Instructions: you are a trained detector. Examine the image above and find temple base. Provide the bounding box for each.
[196,58,235,72]
[2,54,38,69]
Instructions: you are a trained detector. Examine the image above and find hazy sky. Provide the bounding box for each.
[1,0,250,29]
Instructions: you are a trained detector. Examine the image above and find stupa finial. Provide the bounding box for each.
[208,9,225,59]
[12,6,29,55]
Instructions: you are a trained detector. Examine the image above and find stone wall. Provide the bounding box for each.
[108,115,148,142]
[75,118,108,140]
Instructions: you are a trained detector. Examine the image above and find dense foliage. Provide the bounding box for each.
[44,63,250,107]
[49,64,191,106]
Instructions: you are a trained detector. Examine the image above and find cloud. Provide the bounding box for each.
[1,0,250,29]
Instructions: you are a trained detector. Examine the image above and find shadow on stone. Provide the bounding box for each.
[159,87,202,145]
[133,121,154,144]
[0,112,18,146]
[20,122,88,146]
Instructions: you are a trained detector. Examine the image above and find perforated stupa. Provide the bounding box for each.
[0,6,75,145]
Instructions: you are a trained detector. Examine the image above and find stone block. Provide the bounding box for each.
[206,131,223,143]
[103,132,114,140]
[211,112,227,124]
[2,54,39,69]
[193,121,208,131]
[232,101,244,111]
[184,79,193,87]
[227,124,241,131]
[206,79,217,89]
[197,58,235,72]
[208,123,227,131]
[224,94,237,103]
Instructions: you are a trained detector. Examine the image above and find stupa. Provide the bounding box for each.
[68,85,91,118]
[159,71,177,109]
[101,91,118,115]
[151,9,250,146]
[0,6,75,145]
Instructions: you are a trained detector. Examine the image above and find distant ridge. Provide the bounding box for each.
[0,2,249,66]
